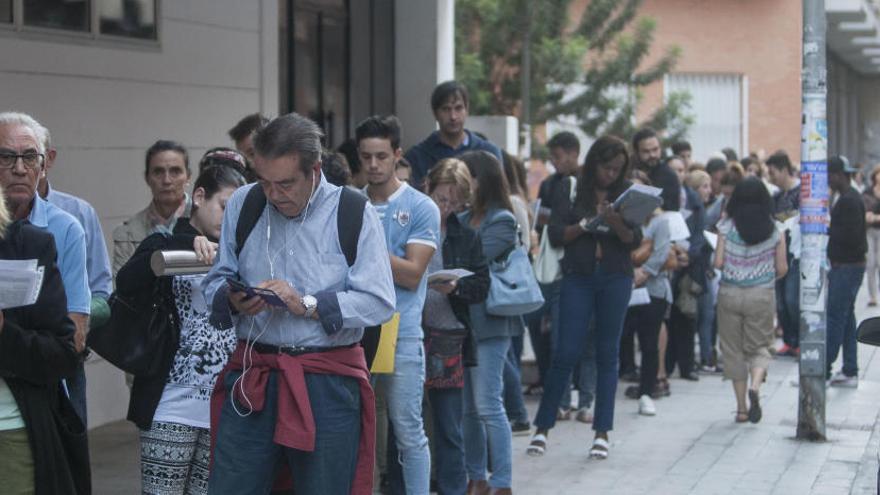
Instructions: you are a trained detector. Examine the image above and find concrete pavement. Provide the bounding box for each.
[90,287,880,494]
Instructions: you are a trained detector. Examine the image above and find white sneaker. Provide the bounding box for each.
[829,371,858,388]
[638,395,656,416]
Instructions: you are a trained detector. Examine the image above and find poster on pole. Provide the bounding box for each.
[800,161,828,235]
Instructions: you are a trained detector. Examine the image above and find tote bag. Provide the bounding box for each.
[486,244,545,316]
[532,177,576,284]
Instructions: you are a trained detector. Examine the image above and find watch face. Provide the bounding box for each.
[303,295,317,308]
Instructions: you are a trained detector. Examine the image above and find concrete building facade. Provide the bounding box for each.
[0,0,453,428]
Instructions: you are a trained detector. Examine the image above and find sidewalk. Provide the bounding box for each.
[90,288,880,494]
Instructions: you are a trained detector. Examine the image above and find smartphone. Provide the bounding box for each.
[226,277,287,308]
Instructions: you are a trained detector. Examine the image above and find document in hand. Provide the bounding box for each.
[584,183,663,232]
[0,259,45,309]
[428,268,475,285]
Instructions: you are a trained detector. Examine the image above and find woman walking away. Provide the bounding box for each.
[116,165,246,494]
[458,150,521,495]
[862,166,880,307]
[527,136,642,460]
[714,177,787,424]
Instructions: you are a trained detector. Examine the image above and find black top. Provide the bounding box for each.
[641,161,681,212]
[0,221,88,495]
[828,186,867,264]
[862,189,880,229]
[116,219,200,429]
[441,213,491,366]
[548,180,643,277]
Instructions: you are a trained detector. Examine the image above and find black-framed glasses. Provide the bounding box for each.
[0,152,45,170]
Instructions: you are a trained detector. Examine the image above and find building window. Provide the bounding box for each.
[24,0,90,32]
[6,0,157,41]
[665,73,747,163]
[99,0,157,39]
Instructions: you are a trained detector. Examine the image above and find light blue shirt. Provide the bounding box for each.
[28,195,91,314]
[370,182,441,339]
[46,184,113,299]
[202,174,396,347]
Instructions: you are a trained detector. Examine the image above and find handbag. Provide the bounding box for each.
[533,177,576,284]
[424,327,467,388]
[486,243,545,317]
[87,280,179,376]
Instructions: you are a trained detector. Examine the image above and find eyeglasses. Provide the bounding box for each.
[0,152,45,170]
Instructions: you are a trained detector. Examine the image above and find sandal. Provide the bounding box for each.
[735,410,749,423]
[589,437,609,459]
[748,390,762,423]
[527,433,547,457]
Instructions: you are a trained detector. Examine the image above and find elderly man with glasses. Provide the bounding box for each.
[0,112,91,384]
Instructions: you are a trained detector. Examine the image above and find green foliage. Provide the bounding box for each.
[455,0,693,142]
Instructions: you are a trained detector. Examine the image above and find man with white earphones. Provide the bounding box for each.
[202,113,396,494]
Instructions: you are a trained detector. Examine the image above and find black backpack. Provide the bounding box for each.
[234,184,366,265]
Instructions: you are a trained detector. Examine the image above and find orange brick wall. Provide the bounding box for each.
[571,0,803,158]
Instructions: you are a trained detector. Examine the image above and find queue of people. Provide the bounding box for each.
[0,77,873,495]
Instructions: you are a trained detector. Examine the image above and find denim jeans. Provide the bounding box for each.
[525,281,561,385]
[776,258,801,348]
[374,337,431,495]
[574,335,597,409]
[428,388,466,495]
[503,340,529,423]
[697,282,717,364]
[463,336,513,489]
[65,362,88,426]
[534,270,633,433]
[208,370,361,494]
[827,265,865,377]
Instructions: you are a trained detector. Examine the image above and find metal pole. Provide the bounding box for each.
[520,0,532,160]
[797,0,828,442]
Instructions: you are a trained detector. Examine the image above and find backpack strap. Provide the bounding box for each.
[235,185,267,257]
[337,187,367,267]
[234,184,365,267]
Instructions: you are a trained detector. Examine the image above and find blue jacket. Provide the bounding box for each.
[405,130,503,189]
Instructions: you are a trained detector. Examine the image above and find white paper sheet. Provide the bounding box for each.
[428,268,475,284]
[703,230,718,251]
[0,259,44,310]
[628,287,651,306]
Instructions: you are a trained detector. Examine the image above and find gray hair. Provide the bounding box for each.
[0,112,48,154]
[253,113,323,173]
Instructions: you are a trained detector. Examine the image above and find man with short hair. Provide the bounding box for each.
[405,81,503,189]
[228,113,270,165]
[671,141,693,166]
[704,158,729,229]
[826,156,866,388]
[766,150,801,357]
[361,115,439,494]
[632,128,681,211]
[203,113,395,493]
[0,112,91,408]
[37,125,113,425]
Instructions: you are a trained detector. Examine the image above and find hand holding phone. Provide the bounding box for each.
[227,278,287,308]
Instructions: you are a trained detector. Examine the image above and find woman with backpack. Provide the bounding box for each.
[116,165,246,494]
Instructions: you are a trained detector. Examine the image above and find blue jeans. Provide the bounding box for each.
[66,362,87,426]
[428,387,466,495]
[697,283,717,364]
[534,271,632,433]
[375,337,431,494]
[463,337,513,489]
[776,258,801,348]
[503,339,529,423]
[827,265,865,377]
[574,335,597,409]
[208,370,361,494]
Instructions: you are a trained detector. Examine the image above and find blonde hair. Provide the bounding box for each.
[686,170,710,190]
[0,185,10,238]
[426,158,472,205]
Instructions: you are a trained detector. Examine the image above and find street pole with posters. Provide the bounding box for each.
[797,0,828,442]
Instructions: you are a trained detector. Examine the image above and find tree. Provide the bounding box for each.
[456,0,693,148]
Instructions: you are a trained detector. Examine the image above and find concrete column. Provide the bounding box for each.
[259,0,280,116]
[394,0,455,149]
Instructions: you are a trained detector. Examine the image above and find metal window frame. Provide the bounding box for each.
[0,0,161,51]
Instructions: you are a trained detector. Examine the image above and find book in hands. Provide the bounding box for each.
[0,259,44,310]
[582,183,663,233]
[427,268,474,285]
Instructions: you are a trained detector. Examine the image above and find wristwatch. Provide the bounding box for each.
[301,295,318,318]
